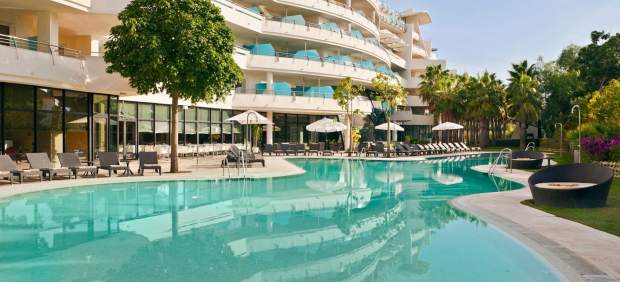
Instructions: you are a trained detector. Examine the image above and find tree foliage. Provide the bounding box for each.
[334,77,365,152]
[104,0,243,172]
[371,73,406,156]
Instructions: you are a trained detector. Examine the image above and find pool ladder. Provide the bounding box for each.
[489,148,512,175]
[525,142,536,151]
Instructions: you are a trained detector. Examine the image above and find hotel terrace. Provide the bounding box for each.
[0,0,444,160]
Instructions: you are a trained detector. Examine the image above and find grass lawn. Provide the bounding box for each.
[523,180,620,237]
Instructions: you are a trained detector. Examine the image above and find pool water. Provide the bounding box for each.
[0,156,562,281]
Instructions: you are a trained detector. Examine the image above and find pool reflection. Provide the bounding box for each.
[0,155,549,282]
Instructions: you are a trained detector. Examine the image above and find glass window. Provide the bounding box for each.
[138,104,154,120]
[155,104,169,121]
[92,95,109,154]
[138,120,154,145]
[210,123,221,143]
[185,107,197,122]
[222,123,232,144]
[198,122,210,144]
[177,122,185,145]
[198,108,210,122]
[4,84,34,159]
[155,121,170,145]
[210,109,221,122]
[36,88,63,159]
[222,110,232,121]
[120,102,137,119]
[185,123,197,144]
[64,91,89,158]
[109,97,119,116]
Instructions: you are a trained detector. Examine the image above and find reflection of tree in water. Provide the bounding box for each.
[105,229,243,282]
[419,200,484,230]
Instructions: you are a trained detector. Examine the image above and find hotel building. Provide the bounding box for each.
[0,0,445,160]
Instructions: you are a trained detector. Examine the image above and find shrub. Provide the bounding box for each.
[580,135,620,161]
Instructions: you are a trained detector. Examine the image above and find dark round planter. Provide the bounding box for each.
[510,151,544,169]
[528,163,614,208]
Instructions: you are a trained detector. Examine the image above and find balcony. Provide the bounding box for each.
[405,77,423,89]
[410,58,446,71]
[392,111,433,126]
[387,50,406,69]
[262,19,390,64]
[212,0,264,33]
[273,0,379,38]
[231,92,373,114]
[0,34,133,95]
[406,95,428,107]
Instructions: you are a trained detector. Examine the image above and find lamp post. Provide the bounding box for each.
[554,123,563,157]
[571,105,581,163]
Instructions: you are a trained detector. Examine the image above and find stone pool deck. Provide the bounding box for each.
[451,165,620,282]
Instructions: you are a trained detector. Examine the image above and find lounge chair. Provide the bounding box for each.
[448,143,464,152]
[138,152,162,175]
[460,142,481,151]
[396,143,411,156]
[26,153,73,181]
[98,152,130,177]
[292,144,306,155]
[322,142,334,156]
[229,145,265,167]
[307,143,321,156]
[355,142,367,157]
[58,153,98,178]
[0,155,42,183]
[262,144,274,156]
[273,143,285,156]
[374,142,386,157]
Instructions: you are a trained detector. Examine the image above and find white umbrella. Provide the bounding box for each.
[375,122,404,131]
[225,110,272,125]
[432,122,464,131]
[306,118,347,133]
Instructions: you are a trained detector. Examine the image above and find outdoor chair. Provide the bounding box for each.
[98,152,130,177]
[273,143,285,156]
[395,143,411,156]
[230,145,265,167]
[292,144,306,155]
[280,143,291,156]
[509,151,544,170]
[58,153,98,178]
[460,142,481,151]
[26,153,73,181]
[449,143,465,152]
[529,163,613,208]
[375,142,386,157]
[321,142,334,156]
[355,142,367,157]
[307,143,321,156]
[0,155,42,184]
[138,152,162,175]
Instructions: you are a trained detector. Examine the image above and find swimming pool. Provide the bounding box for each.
[0,156,562,281]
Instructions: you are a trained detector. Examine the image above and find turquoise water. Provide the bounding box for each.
[0,156,562,281]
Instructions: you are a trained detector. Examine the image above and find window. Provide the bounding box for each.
[3,84,34,158]
[138,104,154,146]
[36,88,63,159]
[64,91,89,158]
[92,95,108,153]
[155,104,170,145]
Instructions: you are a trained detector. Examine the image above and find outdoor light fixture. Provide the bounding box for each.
[571,105,581,163]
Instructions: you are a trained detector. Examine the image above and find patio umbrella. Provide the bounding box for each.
[305,118,346,133]
[432,122,464,131]
[225,110,272,152]
[375,122,404,131]
[432,122,464,142]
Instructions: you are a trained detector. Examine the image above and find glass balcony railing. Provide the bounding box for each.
[0,34,82,58]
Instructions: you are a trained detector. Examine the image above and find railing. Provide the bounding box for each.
[266,16,384,49]
[0,34,82,59]
[240,46,398,77]
[525,142,536,151]
[234,88,334,98]
[489,148,512,175]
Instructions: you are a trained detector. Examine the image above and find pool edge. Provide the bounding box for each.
[449,165,620,282]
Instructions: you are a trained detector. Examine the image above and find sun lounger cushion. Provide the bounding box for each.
[534,182,596,190]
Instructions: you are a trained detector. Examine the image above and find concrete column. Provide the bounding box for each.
[37,11,59,48]
[266,72,274,94]
[343,115,351,151]
[266,111,274,144]
[346,0,351,8]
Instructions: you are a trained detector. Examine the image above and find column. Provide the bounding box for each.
[346,0,351,8]
[266,72,274,94]
[266,111,274,144]
[37,11,59,50]
[343,114,351,151]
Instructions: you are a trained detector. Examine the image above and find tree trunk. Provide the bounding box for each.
[519,122,527,150]
[348,113,353,153]
[479,118,489,148]
[170,95,179,173]
[386,116,391,158]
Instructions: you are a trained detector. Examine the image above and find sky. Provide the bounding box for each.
[386,0,620,81]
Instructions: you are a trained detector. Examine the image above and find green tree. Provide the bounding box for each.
[372,73,407,157]
[539,58,583,136]
[334,77,365,153]
[574,31,620,94]
[464,72,505,148]
[508,60,539,81]
[419,64,459,124]
[507,73,542,149]
[104,0,243,172]
[587,79,620,126]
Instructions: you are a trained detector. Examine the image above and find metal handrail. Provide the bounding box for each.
[0,34,82,59]
[489,148,512,175]
[525,142,536,151]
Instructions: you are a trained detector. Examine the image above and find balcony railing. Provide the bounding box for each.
[235,88,334,98]
[0,34,82,59]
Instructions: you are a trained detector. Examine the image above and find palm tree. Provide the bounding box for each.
[507,73,542,149]
[508,60,539,82]
[466,72,505,148]
[419,65,459,124]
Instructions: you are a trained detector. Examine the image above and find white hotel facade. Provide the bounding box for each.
[0,0,445,160]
